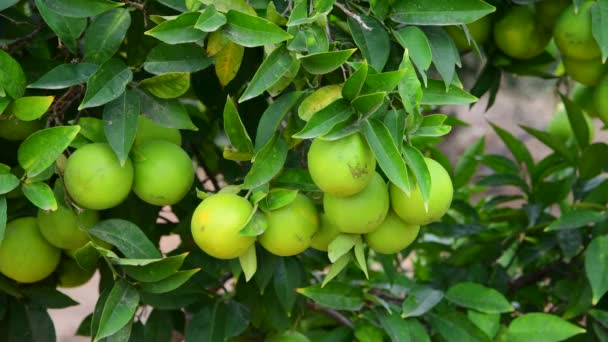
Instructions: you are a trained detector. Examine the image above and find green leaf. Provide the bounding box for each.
[239,244,257,281]
[141,72,190,99]
[328,234,358,263]
[424,27,460,89]
[490,123,534,172]
[402,145,431,211]
[391,0,496,25]
[123,253,188,282]
[39,0,123,18]
[77,117,106,143]
[0,0,18,11]
[186,301,250,342]
[260,188,298,212]
[384,109,406,146]
[243,134,288,189]
[239,210,268,236]
[0,197,6,245]
[272,169,319,192]
[351,92,386,115]
[342,60,368,101]
[21,286,79,308]
[73,242,102,272]
[195,5,227,32]
[18,126,80,178]
[28,63,98,89]
[467,311,500,340]
[348,16,390,71]
[143,310,173,342]
[353,238,368,279]
[0,97,10,114]
[445,282,513,314]
[292,99,353,139]
[547,209,605,231]
[103,90,140,166]
[394,26,432,85]
[79,58,133,110]
[223,10,291,47]
[0,174,19,195]
[561,93,590,149]
[377,313,431,342]
[580,143,608,180]
[505,313,585,342]
[140,269,200,293]
[398,51,423,115]
[520,125,574,162]
[0,50,26,99]
[223,96,254,156]
[255,91,305,150]
[454,137,485,189]
[322,253,351,287]
[421,80,478,105]
[414,114,452,137]
[34,0,86,52]
[6,96,54,121]
[95,280,139,341]
[137,89,197,130]
[428,310,491,342]
[298,85,343,121]
[22,181,57,211]
[362,119,410,195]
[239,46,295,102]
[88,219,161,259]
[592,0,608,62]
[144,43,212,75]
[215,40,244,87]
[144,12,206,44]
[273,257,302,313]
[297,283,364,311]
[299,49,356,74]
[402,286,444,318]
[586,236,608,304]
[363,69,408,95]
[84,9,131,64]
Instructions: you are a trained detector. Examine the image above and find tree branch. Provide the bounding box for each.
[1,23,44,51]
[306,302,354,328]
[508,261,564,294]
[334,2,372,31]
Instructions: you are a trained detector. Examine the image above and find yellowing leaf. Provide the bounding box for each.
[215,41,244,87]
[7,96,54,121]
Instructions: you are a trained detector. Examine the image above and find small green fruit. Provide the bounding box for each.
[38,206,99,250]
[554,2,602,60]
[365,211,420,254]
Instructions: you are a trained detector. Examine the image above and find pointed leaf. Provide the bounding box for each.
[394,26,432,84]
[561,93,590,149]
[140,269,200,293]
[240,45,294,102]
[586,236,608,304]
[424,27,460,89]
[547,209,606,231]
[273,257,302,313]
[137,89,197,130]
[0,174,19,195]
[363,69,408,94]
[328,234,358,263]
[7,96,54,121]
[299,49,356,74]
[141,72,190,99]
[223,10,291,47]
[239,244,257,281]
[322,253,351,287]
[243,134,288,189]
[490,123,534,172]
[362,119,410,195]
[391,0,496,25]
[186,301,250,342]
[428,310,491,342]
[144,43,212,75]
[84,8,131,64]
[348,15,390,71]
[95,280,139,341]
[18,126,80,178]
[354,238,368,279]
[88,219,161,259]
[215,41,244,87]
[342,60,368,100]
[123,253,188,282]
[445,282,513,313]
[402,145,431,211]
[421,80,477,105]
[255,91,305,150]
[144,12,206,44]
[298,85,343,121]
[79,59,133,110]
[402,286,444,318]
[352,92,386,115]
[592,0,608,62]
[195,5,227,32]
[103,90,140,166]
[292,99,353,139]
[223,96,254,155]
[297,283,364,311]
[28,63,98,89]
[398,51,423,114]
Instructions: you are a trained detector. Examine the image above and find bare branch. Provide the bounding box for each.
[306,302,354,328]
[334,2,372,31]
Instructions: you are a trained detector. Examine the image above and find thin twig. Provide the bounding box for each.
[306,302,354,328]
[0,13,34,26]
[124,0,148,27]
[2,23,44,51]
[47,85,85,127]
[334,2,372,31]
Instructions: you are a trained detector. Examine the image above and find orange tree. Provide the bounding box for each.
[1,0,608,341]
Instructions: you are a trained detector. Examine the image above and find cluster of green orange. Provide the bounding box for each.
[190,133,453,260]
[447,0,608,124]
[0,117,194,285]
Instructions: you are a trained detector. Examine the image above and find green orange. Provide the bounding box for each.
[307,133,376,196]
[310,214,341,251]
[64,143,133,210]
[0,217,61,283]
[563,57,607,86]
[547,105,594,143]
[390,158,453,226]
[493,6,551,59]
[259,194,319,256]
[594,76,608,124]
[38,206,100,250]
[191,193,255,259]
[554,1,602,60]
[365,211,420,254]
[323,172,389,234]
[132,140,194,206]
